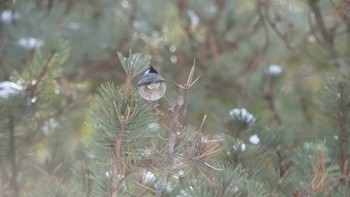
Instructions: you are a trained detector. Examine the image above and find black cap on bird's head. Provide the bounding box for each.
[145,66,158,74]
[138,66,165,87]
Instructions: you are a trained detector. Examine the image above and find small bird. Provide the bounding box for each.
[138,66,166,101]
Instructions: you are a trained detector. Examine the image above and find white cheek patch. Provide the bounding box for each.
[147,83,160,90]
[138,82,166,101]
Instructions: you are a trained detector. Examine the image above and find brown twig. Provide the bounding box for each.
[308,0,348,74]
[262,4,295,50]
[28,50,57,99]
[265,89,282,125]
[311,150,326,195]
[156,95,184,197]
[111,71,134,197]
[111,126,124,197]
[309,0,334,46]
[257,1,284,124]
[337,80,348,175]
[156,65,199,197]
[257,0,270,55]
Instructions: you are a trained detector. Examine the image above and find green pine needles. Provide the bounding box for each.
[84,52,350,197]
[87,53,158,196]
[86,52,222,197]
[2,1,350,196]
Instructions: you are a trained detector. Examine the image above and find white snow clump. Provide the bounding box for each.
[229,108,256,124]
[18,37,44,50]
[0,81,23,99]
[267,64,283,76]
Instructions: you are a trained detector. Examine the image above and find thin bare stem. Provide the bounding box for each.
[156,95,184,197]
[308,0,349,74]
[156,65,199,197]
[337,80,348,175]
[262,4,294,50]
[265,90,282,124]
[199,114,207,132]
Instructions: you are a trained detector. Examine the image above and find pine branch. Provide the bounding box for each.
[337,80,348,175]
[156,95,184,197]
[310,150,326,195]
[28,49,57,99]
[86,52,155,196]
[156,64,199,196]
[8,113,19,197]
[262,74,282,124]
[111,118,125,197]
[111,70,135,196]
[265,90,282,125]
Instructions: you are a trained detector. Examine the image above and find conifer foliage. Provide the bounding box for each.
[1,0,350,197]
[85,53,221,196]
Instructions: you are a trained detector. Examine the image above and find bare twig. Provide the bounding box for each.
[308,0,349,74]
[156,65,199,197]
[337,80,348,175]
[265,89,282,124]
[257,0,270,55]
[262,4,295,50]
[164,62,200,118]
[156,95,184,197]
[309,0,334,46]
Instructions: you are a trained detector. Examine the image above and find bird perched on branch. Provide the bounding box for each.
[138,66,166,102]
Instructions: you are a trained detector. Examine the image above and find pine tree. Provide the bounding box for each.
[81,52,222,196]
[1,0,350,196]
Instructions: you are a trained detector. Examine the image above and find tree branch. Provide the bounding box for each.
[337,80,348,175]
[8,113,19,197]
[309,0,334,46]
[308,0,349,74]
[156,95,184,197]
[28,50,57,99]
[110,67,135,197]
[111,121,125,197]
[262,4,295,50]
[156,65,197,197]
[265,89,282,124]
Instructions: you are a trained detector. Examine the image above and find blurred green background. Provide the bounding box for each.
[0,0,349,196]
